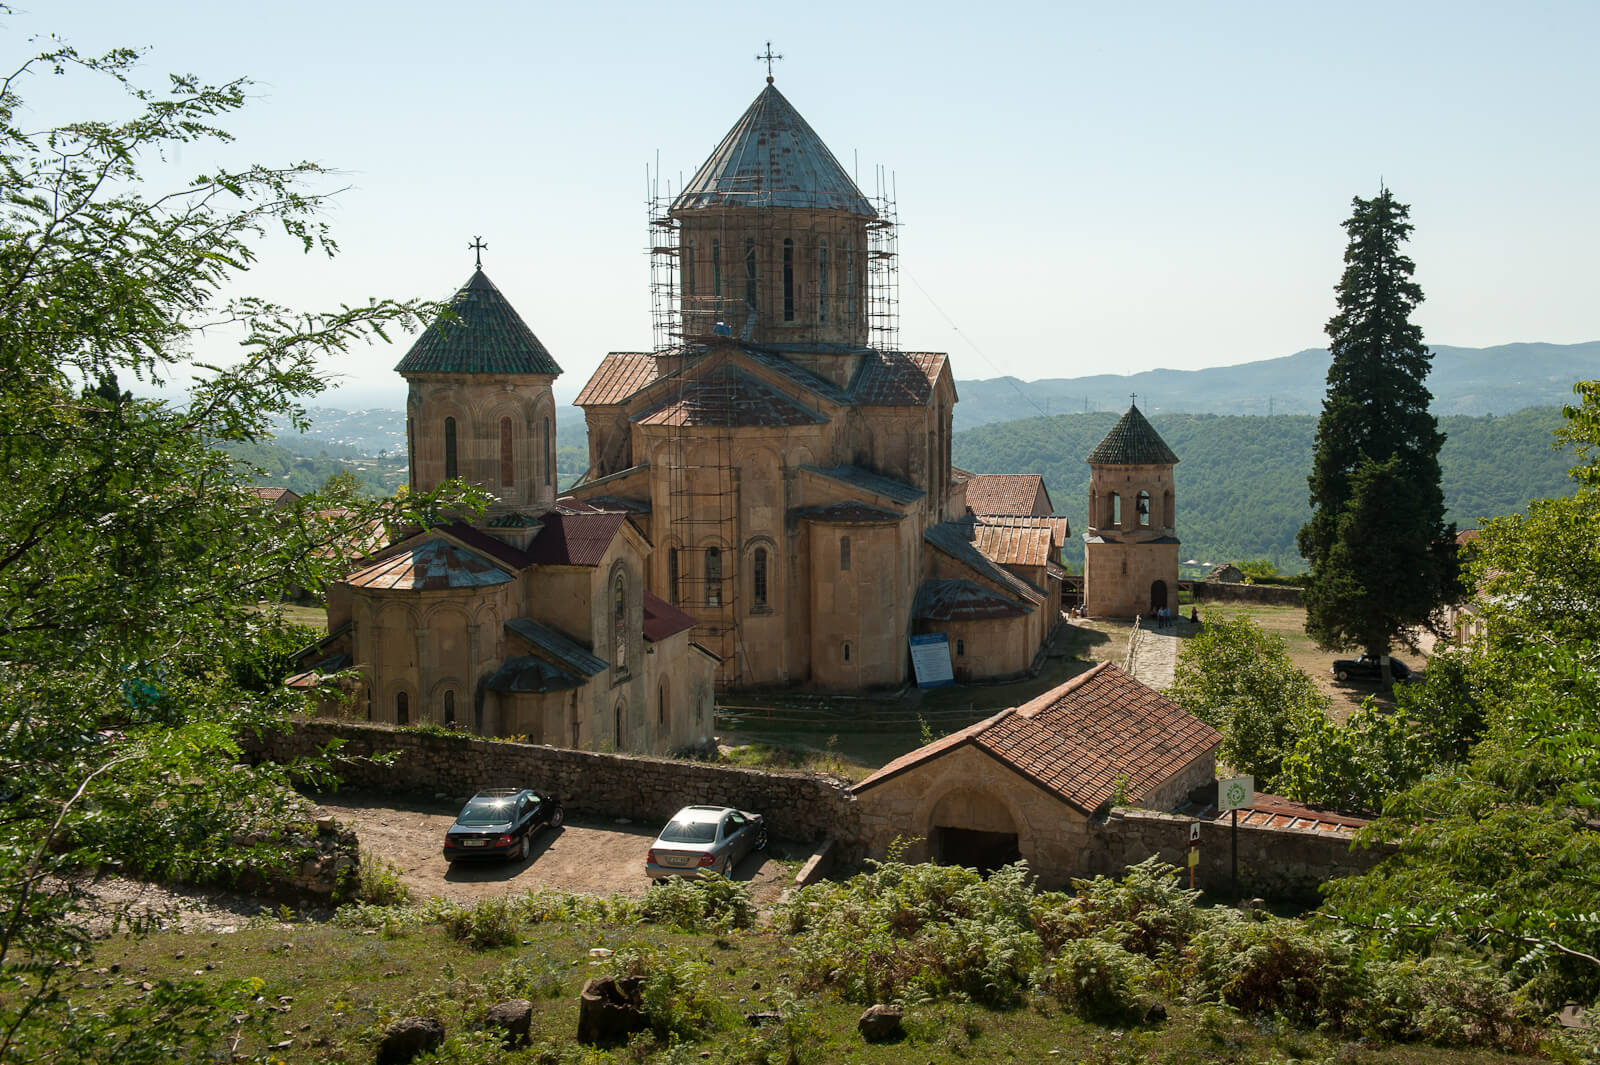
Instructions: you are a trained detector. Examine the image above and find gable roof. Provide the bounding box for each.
[848,350,947,407]
[525,512,632,566]
[968,518,1060,569]
[395,268,562,377]
[574,351,674,406]
[1087,404,1179,466]
[342,537,515,591]
[504,617,608,676]
[634,372,826,428]
[643,592,699,643]
[965,474,1051,517]
[924,521,1045,605]
[854,663,1220,814]
[672,83,876,217]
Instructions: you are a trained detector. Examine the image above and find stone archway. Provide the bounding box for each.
[927,787,1022,874]
[1150,579,1169,612]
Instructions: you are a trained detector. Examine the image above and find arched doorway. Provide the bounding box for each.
[928,788,1021,873]
[1150,580,1169,612]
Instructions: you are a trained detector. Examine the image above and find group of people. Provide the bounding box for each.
[1151,605,1200,629]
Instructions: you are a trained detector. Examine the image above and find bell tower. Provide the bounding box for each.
[1082,401,1180,618]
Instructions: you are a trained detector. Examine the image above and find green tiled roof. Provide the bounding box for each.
[396,269,562,376]
[1087,405,1179,466]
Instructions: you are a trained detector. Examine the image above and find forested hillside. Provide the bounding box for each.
[953,407,1575,572]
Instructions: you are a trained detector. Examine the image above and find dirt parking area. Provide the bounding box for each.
[310,793,800,907]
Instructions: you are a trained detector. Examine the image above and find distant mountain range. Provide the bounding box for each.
[951,341,1598,432]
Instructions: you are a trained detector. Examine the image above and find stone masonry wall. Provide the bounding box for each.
[244,721,861,847]
[1085,808,1392,902]
[250,721,1387,901]
[1188,580,1305,608]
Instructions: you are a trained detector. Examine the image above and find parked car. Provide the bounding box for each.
[1330,654,1416,683]
[645,805,766,882]
[442,788,564,863]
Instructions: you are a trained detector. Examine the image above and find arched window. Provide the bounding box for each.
[847,245,857,323]
[406,417,416,491]
[1137,490,1151,528]
[711,239,721,297]
[752,547,768,608]
[744,238,757,309]
[543,417,552,487]
[500,417,514,486]
[615,701,625,748]
[818,240,829,323]
[684,240,696,298]
[1163,489,1173,528]
[667,547,680,605]
[658,680,668,726]
[705,547,722,607]
[395,691,409,725]
[782,238,795,321]
[444,417,458,480]
[443,690,456,725]
[843,642,851,662]
[1110,491,1122,528]
[614,572,627,673]
[840,535,851,572]
[956,639,965,657]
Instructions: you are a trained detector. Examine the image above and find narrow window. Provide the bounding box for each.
[407,417,416,491]
[847,246,857,323]
[668,547,680,605]
[443,690,456,725]
[753,547,768,608]
[1137,490,1151,527]
[840,535,851,572]
[957,639,965,657]
[1163,489,1173,527]
[614,573,627,672]
[543,417,552,486]
[712,239,721,297]
[843,642,851,662]
[396,691,409,725]
[818,240,829,323]
[782,238,795,321]
[1110,491,1122,528]
[500,417,514,486]
[684,240,696,298]
[444,417,458,480]
[658,681,667,726]
[744,238,757,310]
[615,702,624,746]
[705,547,722,607]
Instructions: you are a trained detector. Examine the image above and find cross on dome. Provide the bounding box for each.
[756,41,783,84]
[469,235,487,270]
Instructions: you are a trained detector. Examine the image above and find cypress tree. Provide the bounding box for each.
[1298,189,1458,666]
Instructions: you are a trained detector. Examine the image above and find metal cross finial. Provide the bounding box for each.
[1130,392,1138,408]
[756,41,783,83]
[469,236,487,269]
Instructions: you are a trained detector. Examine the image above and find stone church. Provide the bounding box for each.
[566,77,1069,689]
[1081,403,1181,618]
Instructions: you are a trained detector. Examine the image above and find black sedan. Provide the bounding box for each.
[1331,654,1415,683]
[443,788,564,863]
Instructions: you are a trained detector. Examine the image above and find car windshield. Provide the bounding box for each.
[457,802,512,826]
[659,819,718,844]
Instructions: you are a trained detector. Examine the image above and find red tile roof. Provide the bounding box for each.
[854,663,1220,814]
[1199,794,1370,835]
[635,374,825,428]
[525,512,631,566]
[965,474,1051,517]
[343,537,515,591]
[575,351,667,406]
[969,520,1058,568]
[643,592,699,642]
[848,350,946,406]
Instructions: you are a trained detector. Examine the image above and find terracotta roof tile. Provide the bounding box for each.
[924,522,1045,605]
[849,351,946,406]
[965,474,1051,516]
[854,664,1220,815]
[968,520,1058,568]
[574,351,668,406]
[525,512,631,566]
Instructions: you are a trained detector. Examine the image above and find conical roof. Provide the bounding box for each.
[671,83,876,217]
[395,269,562,376]
[1087,405,1179,466]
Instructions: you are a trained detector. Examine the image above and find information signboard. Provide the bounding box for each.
[1218,775,1255,813]
[908,633,954,688]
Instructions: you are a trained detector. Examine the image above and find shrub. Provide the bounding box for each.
[353,852,411,906]
[1032,857,1203,960]
[442,896,521,950]
[1190,914,1357,1025]
[514,887,643,926]
[606,946,720,1042]
[1037,937,1155,1025]
[1351,955,1543,1052]
[643,873,756,931]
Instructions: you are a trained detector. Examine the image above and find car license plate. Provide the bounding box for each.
[664,854,691,867]
[463,839,487,847]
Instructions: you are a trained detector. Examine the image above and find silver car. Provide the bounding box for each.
[645,805,766,882]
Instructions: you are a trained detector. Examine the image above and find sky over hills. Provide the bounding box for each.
[16,1,1599,403]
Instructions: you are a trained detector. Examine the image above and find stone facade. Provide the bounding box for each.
[1083,407,1182,619]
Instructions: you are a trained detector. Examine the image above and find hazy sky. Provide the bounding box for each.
[12,1,1598,407]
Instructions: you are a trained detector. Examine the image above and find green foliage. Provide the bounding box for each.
[1032,857,1202,960]
[443,896,523,949]
[1037,937,1154,1024]
[1350,955,1542,1051]
[605,946,720,1042]
[1234,558,1282,581]
[642,873,757,932]
[1167,616,1329,788]
[1276,698,1433,812]
[1190,914,1358,1026]
[354,852,412,906]
[1300,189,1458,656]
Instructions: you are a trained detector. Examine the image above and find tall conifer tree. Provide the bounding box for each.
[1298,189,1458,664]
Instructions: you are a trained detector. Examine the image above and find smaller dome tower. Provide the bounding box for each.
[396,263,563,521]
[1082,402,1180,619]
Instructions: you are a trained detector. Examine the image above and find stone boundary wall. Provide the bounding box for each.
[244,721,861,846]
[1188,579,1305,608]
[250,721,1387,901]
[1086,808,1392,902]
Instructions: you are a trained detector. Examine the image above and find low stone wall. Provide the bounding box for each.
[249,721,1389,902]
[1085,808,1391,902]
[244,721,860,846]
[1188,579,1305,608]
